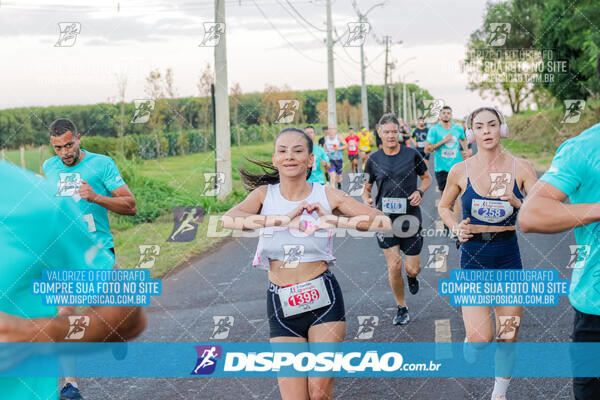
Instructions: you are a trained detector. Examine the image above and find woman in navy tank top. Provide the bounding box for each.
[437,107,538,400]
[223,127,391,399]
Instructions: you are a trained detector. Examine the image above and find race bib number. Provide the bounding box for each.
[382,197,407,214]
[471,199,513,224]
[278,276,331,317]
[83,214,96,232]
[360,145,370,151]
[348,141,357,151]
[417,141,426,148]
[441,148,457,158]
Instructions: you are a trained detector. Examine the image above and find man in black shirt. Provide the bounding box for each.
[412,117,430,167]
[363,113,432,325]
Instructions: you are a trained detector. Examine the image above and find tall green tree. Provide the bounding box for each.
[464,0,545,113]
[536,0,600,101]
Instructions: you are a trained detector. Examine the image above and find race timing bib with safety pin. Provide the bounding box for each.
[278,276,331,317]
[471,199,513,224]
[417,141,426,148]
[382,197,407,214]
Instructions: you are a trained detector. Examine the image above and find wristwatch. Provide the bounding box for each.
[416,189,424,197]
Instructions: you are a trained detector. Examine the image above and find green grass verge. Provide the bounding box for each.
[2,146,54,174]
[505,100,600,171]
[110,142,274,276]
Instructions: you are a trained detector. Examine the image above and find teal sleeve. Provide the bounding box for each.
[539,140,582,197]
[322,151,330,163]
[42,197,115,270]
[42,159,51,177]
[103,157,125,192]
[426,127,436,143]
[457,125,465,139]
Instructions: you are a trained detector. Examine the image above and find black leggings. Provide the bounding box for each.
[267,270,345,339]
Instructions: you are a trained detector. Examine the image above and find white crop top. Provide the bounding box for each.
[252,183,336,270]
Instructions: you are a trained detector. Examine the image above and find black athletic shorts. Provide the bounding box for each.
[375,228,423,255]
[571,307,600,399]
[348,154,359,161]
[435,170,449,191]
[267,270,345,339]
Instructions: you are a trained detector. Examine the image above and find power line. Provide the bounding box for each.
[252,0,326,64]
[284,0,326,32]
[276,0,323,43]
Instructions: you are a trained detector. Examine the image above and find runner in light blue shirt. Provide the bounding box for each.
[43,118,137,397]
[43,119,137,253]
[519,114,600,399]
[304,126,330,184]
[425,106,470,192]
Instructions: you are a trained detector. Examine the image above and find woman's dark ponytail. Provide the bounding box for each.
[239,127,313,191]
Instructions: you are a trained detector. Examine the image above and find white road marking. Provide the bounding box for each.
[434,318,453,359]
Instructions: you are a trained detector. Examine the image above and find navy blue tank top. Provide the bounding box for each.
[461,158,524,227]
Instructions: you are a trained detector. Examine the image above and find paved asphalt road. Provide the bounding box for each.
[81,162,578,400]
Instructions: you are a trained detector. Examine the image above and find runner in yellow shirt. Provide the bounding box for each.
[357,127,374,171]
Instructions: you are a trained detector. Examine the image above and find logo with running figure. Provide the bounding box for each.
[486,23,511,46]
[496,315,520,340]
[65,316,90,340]
[56,172,82,198]
[567,245,590,269]
[561,100,586,123]
[422,99,444,123]
[425,245,449,270]
[282,245,305,269]
[131,99,155,124]
[191,345,222,375]
[55,22,81,47]
[355,316,379,339]
[210,316,234,339]
[487,173,511,197]
[347,173,368,196]
[167,206,205,242]
[202,172,226,196]
[344,22,370,47]
[199,22,225,47]
[275,100,299,124]
[136,245,160,268]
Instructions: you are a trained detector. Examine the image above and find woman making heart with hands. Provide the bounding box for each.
[223,127,391,400]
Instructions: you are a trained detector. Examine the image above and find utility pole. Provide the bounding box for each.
[389,73,394,115]
[214,0,231,199]
[359,13,369,130]
[353,1,385,131]
[402,79,407,121]
[326,0,336,129]
[412,92,417,122]
[382,35,390,113]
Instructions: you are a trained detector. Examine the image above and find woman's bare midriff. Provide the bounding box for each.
[268,260,329,286]
[468,224,516,234]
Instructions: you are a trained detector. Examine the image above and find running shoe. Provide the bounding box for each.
[60,383,83,400]
[407,275,419,295]
[393,306,410,325]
